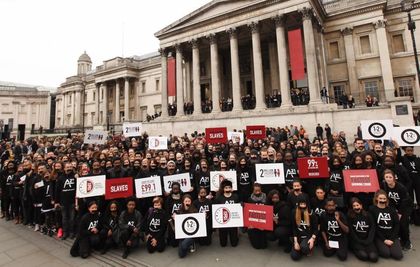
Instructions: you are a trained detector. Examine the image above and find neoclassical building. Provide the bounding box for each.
[56,0,420,137]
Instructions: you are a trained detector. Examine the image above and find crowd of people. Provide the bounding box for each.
[0,124,419,262]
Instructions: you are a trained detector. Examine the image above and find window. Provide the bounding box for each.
[156,79,160,91]
[332,85,345,105]
[397,79,414,98]
[69,95,72,104]
[154,104,162,114]
[120,87,124,97]
[101,89,104,100]
[329,41,340,60]
[141,81,146,93]
[360,35,371,55]
[140,106,147,121]
[130,87,134,96]
[392,34,405,53]
[93,91,96,101]
[120,111,125,121]
[364,81,379,100]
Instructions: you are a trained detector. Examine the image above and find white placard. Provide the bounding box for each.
[34,180,44,188]
[212,203,244,228]
[76,175,106,198]
[175,213,207,239]
[255,163,285,184]
[20,175,26,182]
[329,240,339,249]
[135,176,162,198]
[148,136,168,150]
[163,173,191,193]
[228,131,244,144]
[393,126,420,146]
[123,122,142,137]
[210,171,238,192]
[84,130,107,145]
[361,120,393,140]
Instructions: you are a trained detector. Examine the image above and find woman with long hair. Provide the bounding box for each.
[99,201,120,254]
[177,194,198,258]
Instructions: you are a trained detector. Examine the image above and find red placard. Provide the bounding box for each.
[205,127,228,144]
[243,203,273,231]
[288,29,305,81]
[246,125,266,140]
[297,157,329,178]
[167,57,176,97]
[105,177,133,200]
[343,169,380,193]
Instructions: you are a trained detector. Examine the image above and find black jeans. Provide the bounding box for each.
[291,237,311,261]
[61,203,75,236]
[219,228,238,247]
[323,237,348,261]
[375,238,403,260]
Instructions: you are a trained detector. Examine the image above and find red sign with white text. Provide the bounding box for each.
[246,125,266,140]
[343,169,379,193]
[105,177,133,200]
[297,157,329,178]
[205,127,228,144]
[243,203,273,231]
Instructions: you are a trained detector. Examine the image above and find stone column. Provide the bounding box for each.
[300,7,322,104]
[228,28,242,111]
[185,61,191,102]
[175,44,184,115]
[26,102,32,128]
[191,39,202,114]
[124,78,130,121]
[268,42,280,93]
[274,15,292,108]
[341,27,358,97]
[75,90,81,125]
[61,95,65,126]
[209,33,221,112]
[95,84,100,124]
[102,83,108,125]
[375,20,395,102]
[115,80,120,123]
[159,48,168,118]
[249,22,265,109]
[71,91,76,125]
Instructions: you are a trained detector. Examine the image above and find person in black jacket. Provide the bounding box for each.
[347,197,378,262]
[193,187,212,246]
[401,146,420,206]
[369,189,403,260]
[106,158,128,179]
[11,164,24,224]
[165,182,183,247]
[237,157,254,202]
[31,163,48,232]
[119,197,143,259]
[70,201,101,259]
[144,196,168,253]
[177,194,198,258]
[0,161,16,220]
[246,183,267,249]
[99,201,120,254]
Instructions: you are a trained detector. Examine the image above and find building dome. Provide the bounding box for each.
[78,51,92,63]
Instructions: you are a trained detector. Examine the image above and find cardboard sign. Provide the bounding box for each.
[212,203,244,228]
[123,122,142,137]
[228,131,244,144]
[246,125,266,139]
[135,176,163,198]
[175,213,207,239]
[105,177,133,200]
[343,169,380,193]
[84,130,107,145]
[361,120,393,140]
[148,136,168,150]
[255,163,285,184]
[76,175,106,198]
[163,173,191,193]
[205,127,228,144]
[297,157,329,179]
[243,203,274,231]
[210,171,238,192]
[393,126,420,146]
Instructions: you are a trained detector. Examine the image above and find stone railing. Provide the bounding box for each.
[323,0,382,14]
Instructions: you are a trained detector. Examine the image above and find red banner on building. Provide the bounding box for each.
[205,127,228,144]
[167,57,176,97]
[243,203,273,231]
[288,29,305,80]
[297,157,329,178]
[343,169,380,193]
[105,177,133,200]
[246,125,266,139]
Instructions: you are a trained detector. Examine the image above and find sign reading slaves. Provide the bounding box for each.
[392,127,420,146]
[205,127,228,144]
[210,171,238,191]
[246,125,266,139]
[163,173,191,193]
[297,157,329,178]
[105,177,133,200]
[175,213,207,239]
[148,136,168,150]
[243,203,274,231]
[343,169,379,193]
[361,120,393,140]
[255,163,285,184]
[76,175,106,198]
[84,130,107,145]
[212,203,244,228]
[122,122,142,137]
[135,176,162,198]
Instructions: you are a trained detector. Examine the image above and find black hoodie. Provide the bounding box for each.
[55,172,76,206]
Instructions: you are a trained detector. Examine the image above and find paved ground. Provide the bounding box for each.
[0,218,419,267]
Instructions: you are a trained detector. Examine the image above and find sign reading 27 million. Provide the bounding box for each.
[255,163,285,184]
[123,122,142,137]
[84,130,107,145]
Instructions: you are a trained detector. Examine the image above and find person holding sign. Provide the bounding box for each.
[119,197,143,259]
[319,198,349,261]
[165,182,183,247]
[144,197,168,253]
[99,201,120,255]
[177,194,198,258]
[31,163,48,232]
[246,183,268,249]
[193,187,213,246]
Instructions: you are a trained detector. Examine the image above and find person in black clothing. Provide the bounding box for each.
[22,161,35,226]
[316,124,323,140]
[119,197,143,259]
[369,190,403,260]
[144,197,168,253]
[165,182,183,247]
[287,180,310,209]
[11,164,24,224]
[247,183,267,249]
[347,198,378,262]
[237,157,254,202]
[194,159,211,197]
[177,194,199,258]
[320,198,349,261]
[401,146,420,206]
[326,156,345,210]
[31,163,48,232]
[193,187,212,246]
[0,161,15,220]
[311,186,326,219]
[381,169,413,250]
[99,201,120,254]
[290,195,318,261]
[283,151,298,195]
[70,201,101,259]
[106,158,128,179]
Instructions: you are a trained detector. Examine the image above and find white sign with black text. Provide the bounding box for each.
[255,163,285,184]
[135,176,163,198]
[175,213,207,239]
[393,126,420,146]
[228,131,244,144]
[361,120,393,140]
[76,175,106,198]
[148,136,168,150]
[210,171,238,192]
[123,122,142,137]
[163,173,191,193]
[84,130,107,145]
[212,203,244,228]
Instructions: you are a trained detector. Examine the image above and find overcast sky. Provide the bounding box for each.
[0,0,210,88]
